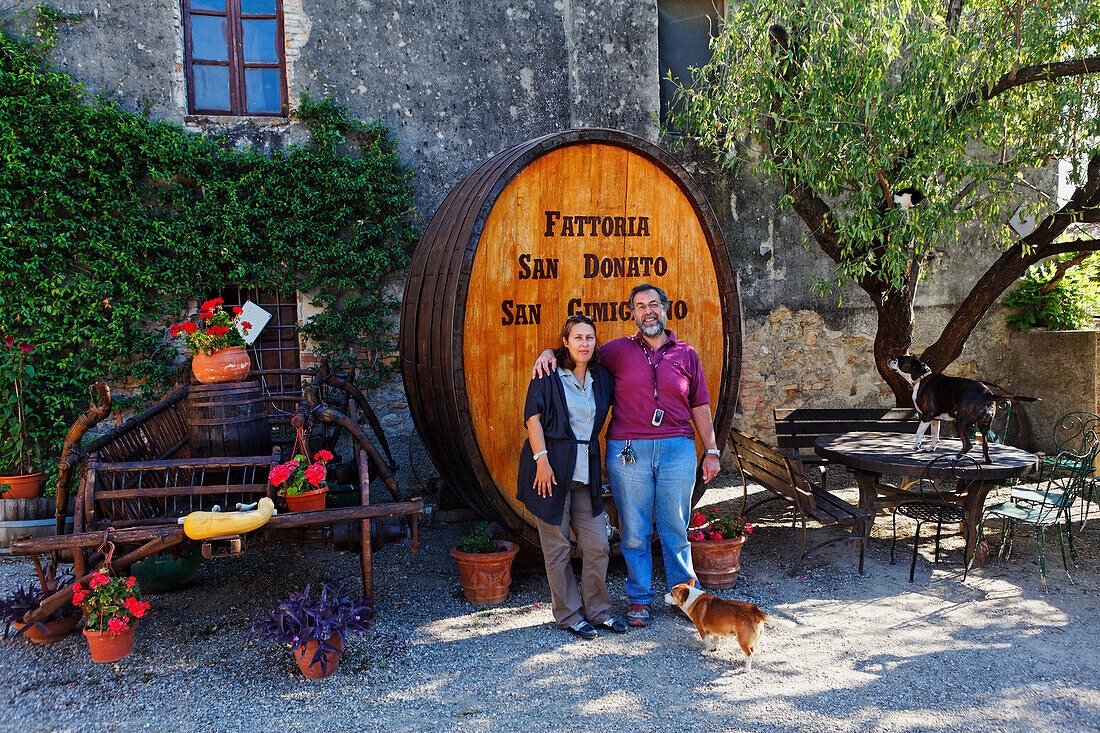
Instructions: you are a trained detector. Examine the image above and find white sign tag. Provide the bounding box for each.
[237,301,271,346]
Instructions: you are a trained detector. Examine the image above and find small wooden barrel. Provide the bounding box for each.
[187,381,272,457]
[0,497,70,553]
[400,129,742,546]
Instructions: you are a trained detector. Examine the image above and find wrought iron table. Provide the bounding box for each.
[815,432,1039,562]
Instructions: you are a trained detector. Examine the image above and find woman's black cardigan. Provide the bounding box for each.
[517,365,614,526]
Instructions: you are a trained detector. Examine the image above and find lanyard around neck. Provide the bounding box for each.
[635,337,665,405]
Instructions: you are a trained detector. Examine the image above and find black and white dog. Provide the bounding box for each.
[887,355,1038,463]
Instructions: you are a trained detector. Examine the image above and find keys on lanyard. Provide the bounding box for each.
[619,440,637,465]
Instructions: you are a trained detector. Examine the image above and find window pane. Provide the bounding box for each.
[245,68,281,114]
[189,0,225,11]
[191,15,228,62]
[240,0,277,14]
[193,64,230,111]
[242,19,279,63]
[658,0,722,121]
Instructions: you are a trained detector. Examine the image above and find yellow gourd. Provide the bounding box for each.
[183,497,275,540]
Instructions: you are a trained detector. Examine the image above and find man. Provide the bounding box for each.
[534,283,720,627]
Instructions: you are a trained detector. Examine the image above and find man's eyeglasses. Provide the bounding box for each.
[632,302,665,314]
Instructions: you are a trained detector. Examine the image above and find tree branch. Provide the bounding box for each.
[920,153,1100,370]
[889,55,1100,181]
[1038,251,1092,296]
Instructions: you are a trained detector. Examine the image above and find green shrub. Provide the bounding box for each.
[0,22,416,486]
[1005,255,1100,331]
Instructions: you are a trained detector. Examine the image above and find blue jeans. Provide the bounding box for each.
[606,437,697,604]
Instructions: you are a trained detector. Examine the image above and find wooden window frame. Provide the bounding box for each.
[182,0,289,116]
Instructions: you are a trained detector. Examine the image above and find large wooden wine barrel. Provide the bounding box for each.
[187,381,272,457]
[400,129,741,545]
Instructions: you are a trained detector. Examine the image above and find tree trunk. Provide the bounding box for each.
[873,289,916,406]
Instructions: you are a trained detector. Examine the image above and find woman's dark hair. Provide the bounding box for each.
[552,315,600,371]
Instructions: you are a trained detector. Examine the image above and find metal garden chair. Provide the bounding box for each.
[975,446,1094,589]
[1015,412,1099,531]
[890,455,983,582]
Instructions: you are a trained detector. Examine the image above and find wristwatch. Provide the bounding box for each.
[704,449,721,456]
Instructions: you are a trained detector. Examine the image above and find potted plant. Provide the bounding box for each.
[251,579,373,680]
[169,298,253,384]
[0,336,41,498]
[450,522,519,605]
[0,579,82,643]
[688,510,753,589]
[270,451,332,512]
[72,571,149,662]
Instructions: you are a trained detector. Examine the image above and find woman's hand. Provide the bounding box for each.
[534,455,556,497]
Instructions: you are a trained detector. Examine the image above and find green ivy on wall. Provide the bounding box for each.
[0,22,417,483]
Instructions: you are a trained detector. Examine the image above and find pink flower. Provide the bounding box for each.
[72,590,87,605]
[107,616,130,634]
[19,343,32,354]
[688,530,705,542]
[744,523,753,534]
[124,597,149,618]
[304,462,326,487]
[126,577,136,588]
[89,572,109,589]
[314,450,333,463]
[268,463,292,486]
[2,336,11,348]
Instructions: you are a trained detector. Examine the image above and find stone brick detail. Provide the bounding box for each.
[737,305,882,440]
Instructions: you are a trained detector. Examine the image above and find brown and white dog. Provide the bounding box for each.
[664,583,793,669]
[887,354,1038,463]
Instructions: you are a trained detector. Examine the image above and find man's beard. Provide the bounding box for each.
[636,312,666,338]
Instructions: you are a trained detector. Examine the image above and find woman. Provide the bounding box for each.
[517,315,628,640]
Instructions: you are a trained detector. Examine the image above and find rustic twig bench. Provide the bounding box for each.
[10,368,421,628]
[728,428,871,574]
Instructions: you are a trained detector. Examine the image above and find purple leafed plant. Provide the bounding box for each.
[0,575,80,639]
[251,579,373,677]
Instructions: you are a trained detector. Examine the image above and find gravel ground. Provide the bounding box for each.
[1,472,1098,733]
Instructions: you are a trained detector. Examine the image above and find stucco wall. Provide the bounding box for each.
[10,1,1049,455]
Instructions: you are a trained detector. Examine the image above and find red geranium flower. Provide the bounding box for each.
[233,306,243,314]
[690,512,707,528]
[182,322,199,334]
[89,571,109,589]
[126,576,136,588]
[314,450,333,462]
[72,590,88,605]
[241,321,252,330]
[304,462,326,487]
[268,463,292,486]
[107,616,130,634]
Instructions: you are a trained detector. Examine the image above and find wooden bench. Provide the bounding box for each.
[728,428,871,574]
[774,408,921,491]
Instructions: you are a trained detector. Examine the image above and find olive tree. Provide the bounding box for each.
[670,0,1100,401]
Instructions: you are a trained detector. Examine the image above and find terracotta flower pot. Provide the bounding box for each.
[690,534,747,590]
[191,346,251,385]
[285,486,328,512]
[293,634,343,679]
[16,614,81,643]
[0,472,41,499]
[83,623,137,662]
[451,540,519,605]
